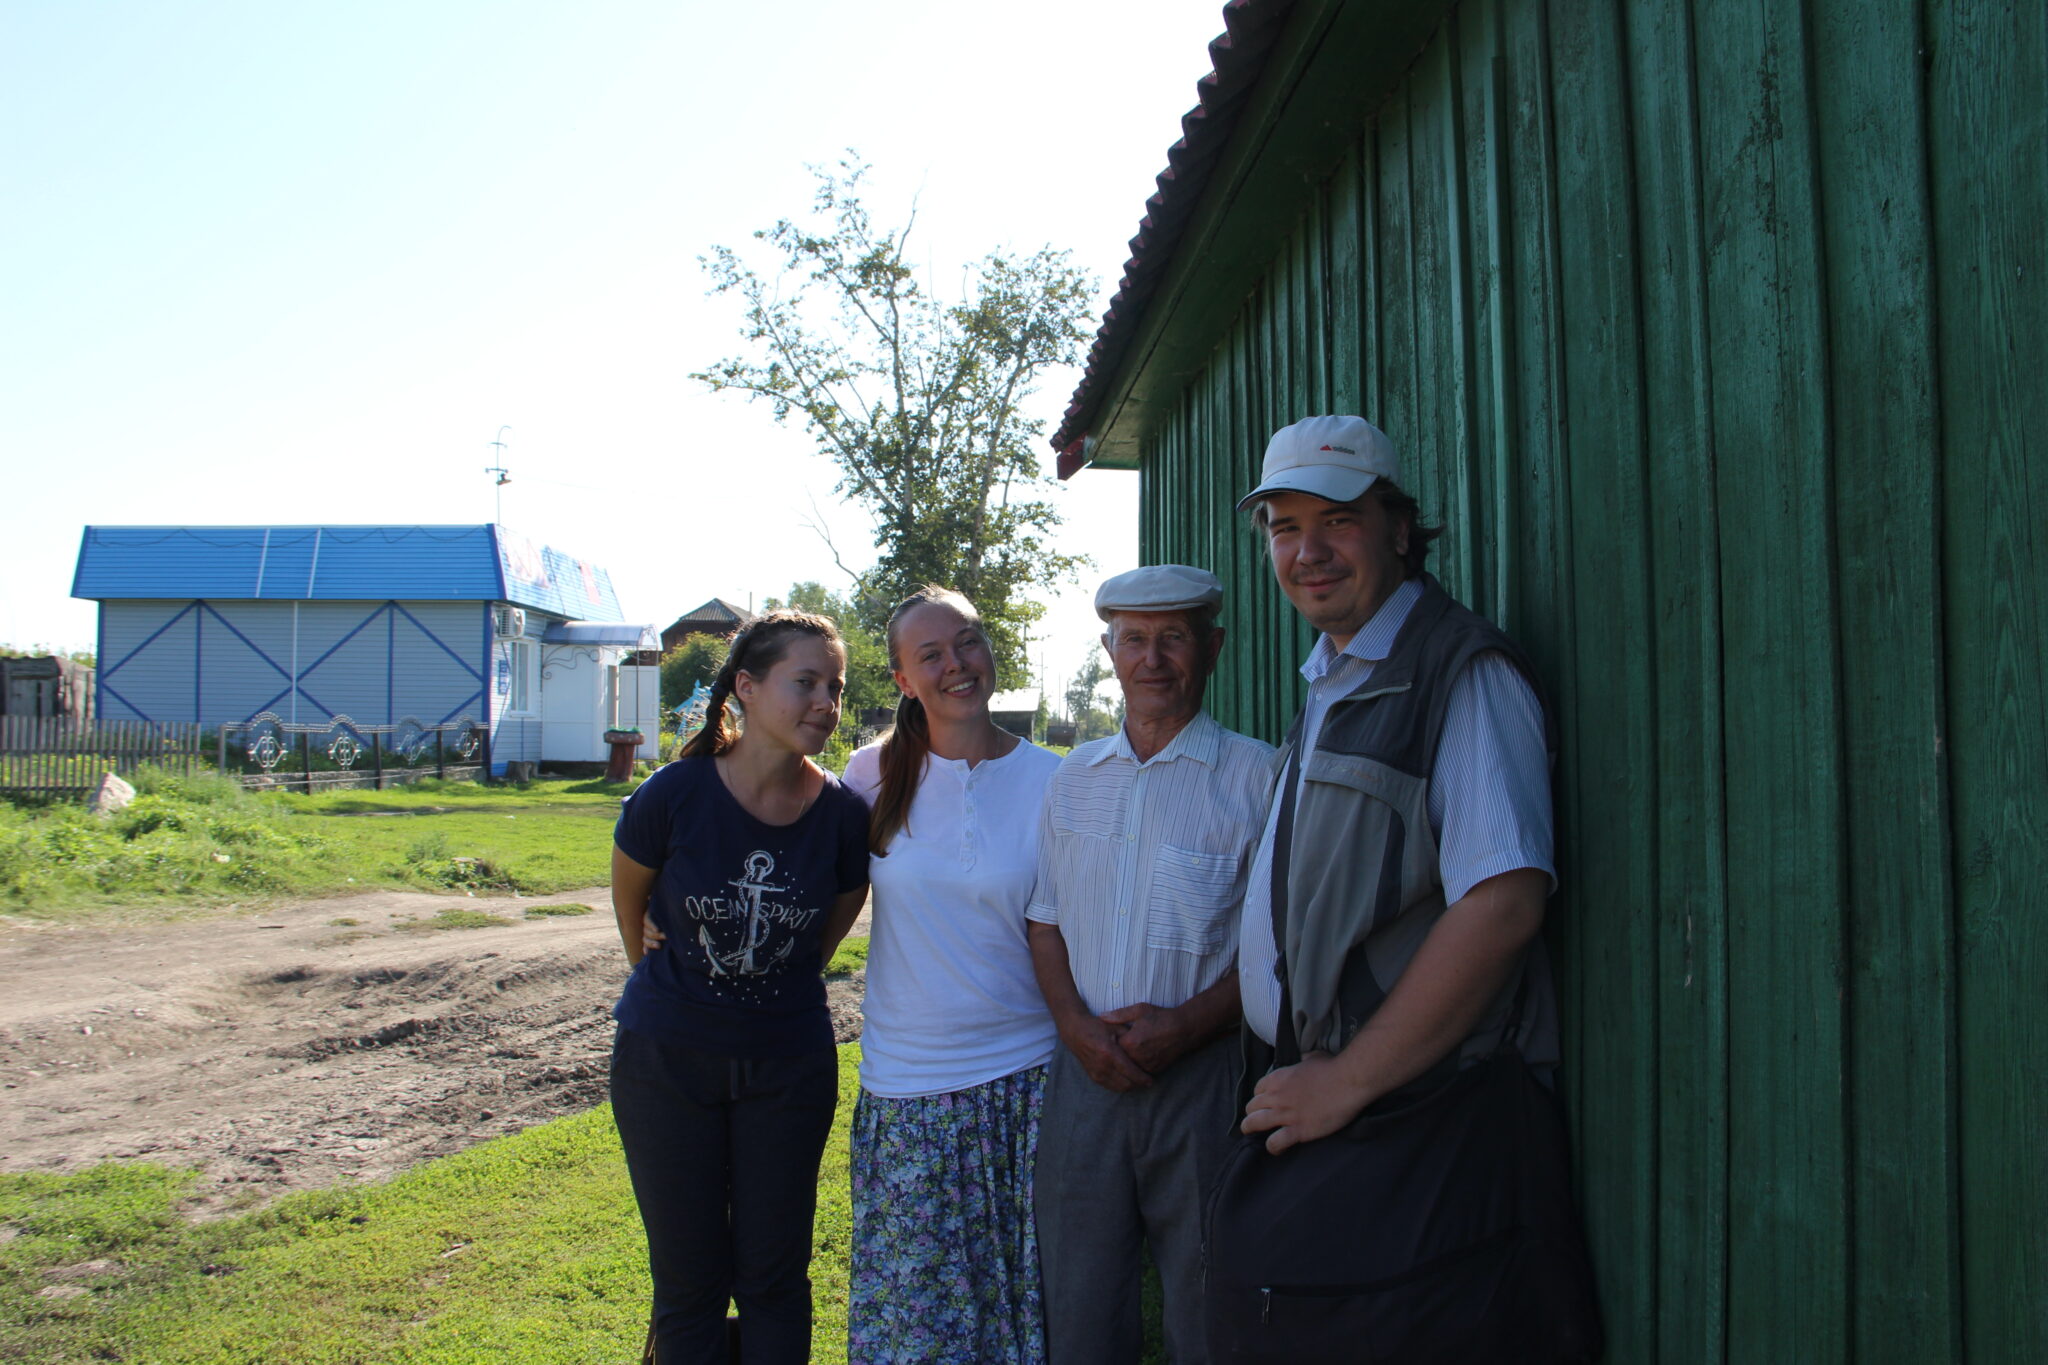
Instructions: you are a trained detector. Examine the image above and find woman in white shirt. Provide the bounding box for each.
[840,585,1061,1364]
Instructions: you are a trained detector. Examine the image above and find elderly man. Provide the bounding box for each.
[1027,565,1277,1365]
[1216,415,1597,1361]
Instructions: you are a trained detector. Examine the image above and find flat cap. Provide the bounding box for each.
[1093,564,1224,622]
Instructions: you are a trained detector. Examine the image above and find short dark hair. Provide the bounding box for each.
[1246,482,1442,577]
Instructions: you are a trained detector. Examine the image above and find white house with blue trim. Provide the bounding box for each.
[71,525,659,772]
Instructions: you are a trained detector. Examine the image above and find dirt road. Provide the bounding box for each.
[0,890,866,1214]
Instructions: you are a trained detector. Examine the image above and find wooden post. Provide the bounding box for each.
[300,730,312,792]
[371,730,384,789]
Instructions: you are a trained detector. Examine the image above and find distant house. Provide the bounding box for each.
[0,656,94,720]
[660,598,756,654]
[71,525,658,772]
[988,689,1040,742]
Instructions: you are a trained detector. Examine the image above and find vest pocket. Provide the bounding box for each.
[1146,843,1239,954]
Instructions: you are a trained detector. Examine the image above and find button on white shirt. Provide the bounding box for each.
[1028,711,1278,1015]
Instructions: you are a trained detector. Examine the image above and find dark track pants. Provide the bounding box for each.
[610,1027,838,1365]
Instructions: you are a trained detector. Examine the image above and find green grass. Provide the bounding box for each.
[0,1042,1172,1364]
[524,903,594,918]
[393,908,510,932]
[0,770,633,921]
[826,934,869,976]
[1,1049,862,1364]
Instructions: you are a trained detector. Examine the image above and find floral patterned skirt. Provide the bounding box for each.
[847,1066,1048,1365]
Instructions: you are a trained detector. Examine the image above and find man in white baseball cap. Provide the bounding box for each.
[1026,564,1279,1365]
[1207,416,1599,1359]
[1234,413,1401,508]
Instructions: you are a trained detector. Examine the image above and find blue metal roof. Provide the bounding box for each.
[72,525,624,620]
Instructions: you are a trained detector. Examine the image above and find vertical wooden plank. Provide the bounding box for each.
[1693,0,1851,1357]
[1808,2,1965,1359]
[1436,17,1485,614]
[1360,127,1384,427]
[1499,0,1574,746]
[1546,2,1662,1357]
[1327,145,1365,415]
[1624,0,1732,1358]
[1374,89,1420,502]
[1928,0,2048,1357]
[1497,0,1581,1190]
[1455,0,1516,626]
[1301,191,1330,416]
[1404,32,1471,605]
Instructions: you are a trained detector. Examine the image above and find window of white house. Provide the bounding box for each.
[508,641,533,712]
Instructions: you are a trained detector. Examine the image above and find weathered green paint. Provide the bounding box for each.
[1095,0,2045,1358]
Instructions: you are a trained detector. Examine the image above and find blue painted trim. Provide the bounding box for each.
[194,601,204,722]
[482,604,494,727]
[295,602,389,680]
[100,678,150,722]
[248,685,293,719]
[198,603,292,678]
[391,602,485,682]
[437,689,485,724]
[101,601,198,679]
[94,605,104,722]
[297,682,338,720]
[490,526,508,601]
[386,604,395,723]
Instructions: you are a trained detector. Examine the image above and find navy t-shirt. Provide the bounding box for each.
[612,756,870,1057]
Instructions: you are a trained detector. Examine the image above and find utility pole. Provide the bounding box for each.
[484,425,513,524]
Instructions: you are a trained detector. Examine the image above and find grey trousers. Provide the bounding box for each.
[1033,1034,1238,1365]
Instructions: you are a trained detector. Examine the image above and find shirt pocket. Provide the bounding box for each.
[1145,843,1241,955]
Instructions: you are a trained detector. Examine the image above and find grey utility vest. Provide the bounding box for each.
[1275,574,1560,1074]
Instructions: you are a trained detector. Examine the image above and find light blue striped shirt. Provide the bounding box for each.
[1028,711,1279,1015]
[1240,577,1555,1044]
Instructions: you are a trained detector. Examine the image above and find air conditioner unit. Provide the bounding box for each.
[493,606,527,640]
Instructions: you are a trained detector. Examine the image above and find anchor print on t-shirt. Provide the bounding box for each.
[681,850,822,1003]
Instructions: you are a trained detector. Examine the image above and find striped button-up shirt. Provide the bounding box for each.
[1239,576,1556,1044]
[1028,710,1279,1015]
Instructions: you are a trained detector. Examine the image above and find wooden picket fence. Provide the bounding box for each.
[0,717,206,798]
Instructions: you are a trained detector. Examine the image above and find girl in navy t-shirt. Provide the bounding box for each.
[610,610,869,1364]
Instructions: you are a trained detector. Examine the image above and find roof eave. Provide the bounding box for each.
[1055,0,1455,478]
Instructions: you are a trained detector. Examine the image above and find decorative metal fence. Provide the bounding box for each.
[216,713,490,792]
[0,717,206,797]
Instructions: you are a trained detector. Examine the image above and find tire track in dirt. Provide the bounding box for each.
[0,889,866,1214]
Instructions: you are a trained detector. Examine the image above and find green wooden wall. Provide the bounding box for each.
[1109,0,2045,1359]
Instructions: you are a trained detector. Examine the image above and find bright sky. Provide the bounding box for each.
[1,0,1233,706]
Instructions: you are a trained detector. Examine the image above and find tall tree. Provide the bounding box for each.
[696,159,1093,682]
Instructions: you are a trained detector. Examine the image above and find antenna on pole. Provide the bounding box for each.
[484,425,513,525]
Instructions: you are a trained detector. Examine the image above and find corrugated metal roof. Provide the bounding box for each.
[72,525,624,620]
[1050,0,1298,475]
[542,621,659,648]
